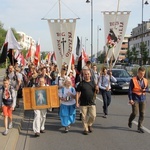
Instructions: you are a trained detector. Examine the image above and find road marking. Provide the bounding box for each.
[97,96,150,134]
[133,121,150,134]
[96,97,103,102]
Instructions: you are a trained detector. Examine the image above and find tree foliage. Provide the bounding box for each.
[131,47,138,63]
[140,42,148,65]
[98,50,106,63]
[0,21,7,48]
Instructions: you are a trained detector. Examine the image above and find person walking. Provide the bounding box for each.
[33,77,48,137]
[0,77,16,135]
[76,69,99,135]
[98,67,117,118]
[128,66,148,133]
[59,77,76,133]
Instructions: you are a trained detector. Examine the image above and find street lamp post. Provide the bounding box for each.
[85,37,88,52]
[141,0,149,66]
[86,0,93,62]
[97,26,101,62]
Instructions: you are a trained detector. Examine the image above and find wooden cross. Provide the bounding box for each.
[61,38,66,56]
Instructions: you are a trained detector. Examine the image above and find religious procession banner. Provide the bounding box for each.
[48,19,76,74]
[102,11,130,66]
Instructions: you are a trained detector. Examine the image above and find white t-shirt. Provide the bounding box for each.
[58,87,76,106]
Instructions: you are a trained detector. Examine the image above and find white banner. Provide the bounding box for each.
[48,19,76,74]
[103,11,130,66]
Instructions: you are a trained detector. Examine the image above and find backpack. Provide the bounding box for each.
[62,87,74,94]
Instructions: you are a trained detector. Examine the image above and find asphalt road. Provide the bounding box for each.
[16,93,150,150]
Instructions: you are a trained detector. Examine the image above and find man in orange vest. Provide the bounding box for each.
[128,66,148,133]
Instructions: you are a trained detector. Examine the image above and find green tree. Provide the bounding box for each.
[125,49,133,64]
[140,42,148,65]
[11,28,21,41]
[131,47,138,63]
[98,51,106,63]
[0,21,7,48]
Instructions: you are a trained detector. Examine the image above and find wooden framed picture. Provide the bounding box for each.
[23,85,60,110]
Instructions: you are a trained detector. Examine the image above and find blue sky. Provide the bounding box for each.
[0,0,150,55]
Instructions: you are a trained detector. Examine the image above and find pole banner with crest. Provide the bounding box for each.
[47,19,76,74]
[102,11,130,67]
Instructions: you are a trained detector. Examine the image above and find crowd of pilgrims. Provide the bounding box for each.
[6,61,99,95]
[3,60,100,135]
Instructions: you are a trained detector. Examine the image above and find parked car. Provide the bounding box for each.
[110,69,132,93]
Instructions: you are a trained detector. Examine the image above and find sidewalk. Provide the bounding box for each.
[0,68,24,150]
[0,100,24,150]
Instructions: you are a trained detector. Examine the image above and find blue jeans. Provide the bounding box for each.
[101,90,111,115]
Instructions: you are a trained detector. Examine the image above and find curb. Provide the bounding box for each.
[0,100,24,150]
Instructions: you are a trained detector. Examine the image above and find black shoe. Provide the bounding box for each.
[79,113,82,121]
[88,126,93,133]
[40,130,45,133]
[35,132,40,137]
[83,130,88,135]
[128,122,132,128]
[138,128,144,133]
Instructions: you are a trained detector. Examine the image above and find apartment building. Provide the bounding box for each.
[118,35,130,61]
[17,31,36,51]
[128,20,150,62]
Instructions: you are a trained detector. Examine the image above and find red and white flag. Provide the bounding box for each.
[82,48,89,67]
[26,43,32,60]
[34,42,40,66]
[15,51,25,66]
[50,52,56,64]
[0,28,21,64]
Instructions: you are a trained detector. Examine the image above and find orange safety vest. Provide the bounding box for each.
[132,77,148,95]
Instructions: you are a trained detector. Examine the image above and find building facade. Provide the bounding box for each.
[17,31,36,51]
[128,20,150,64]
[118,35,130,61]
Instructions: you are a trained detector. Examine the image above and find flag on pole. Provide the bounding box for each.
[0,28,21,64]
[75,47,89,83]
[0,42,8,64]
[76,36,81,56]
[5,28,22,50]
[82,48,89,66]
[34,42,40,66]
[51,52,56,64]
[20,53,25,66]
[15,51,25,66]
[26,43,32,60]
[7,49,18,65]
